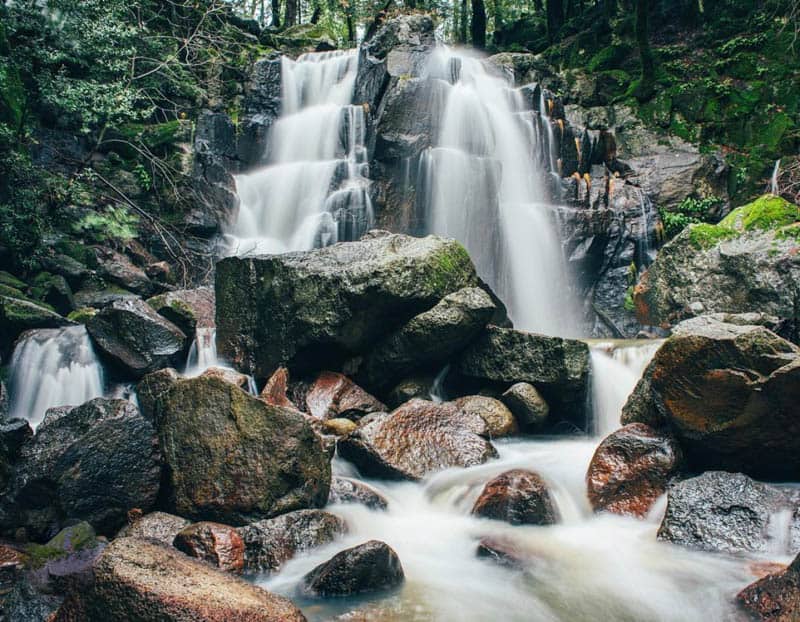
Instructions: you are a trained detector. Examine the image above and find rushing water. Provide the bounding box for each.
[7,326,104,429]
[419,48,579,336]
[229,50,373,256]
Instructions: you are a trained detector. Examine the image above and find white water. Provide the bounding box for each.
[229,50,373,256]
[420,48,579,336]
[8,326,104,429]
[183,327,257,394]
[770,159,781,195]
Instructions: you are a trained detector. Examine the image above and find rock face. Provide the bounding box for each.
[86,297,187,377]
[738,553,800,621]
[657,472,798,554]
[215,232,479,378]
[155,375,331,525]
[621,317,800,479]
[635,195,800,328]
[328,477,389,510]
[147,287,215,336]
[338,399,498,480]
[173,522,245,574]
[237,509,347,573]
[116,511,191,546]
[500,382,549,431]
[304,372,385,420]
[471,470,558,526]
[52,537,306,622]
[586,423,684,517]
[359,287,495,391]
[0,398,160,540]
[454,395,518,437]
[301,540,404,597]
[457,326,591,428]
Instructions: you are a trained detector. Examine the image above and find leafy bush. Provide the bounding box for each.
[74,206,139,244]
[660,196,723,238]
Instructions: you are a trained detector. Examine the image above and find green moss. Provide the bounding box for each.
[26,522,98,569]
[67,307,98,323]
[0,271,26,290]
[687,223,738,249]
[776,223,800,241]
[719,194,800,231]
[0,283,25,299]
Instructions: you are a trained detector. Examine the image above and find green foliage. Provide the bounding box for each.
[74,206,139,244]
[660,196,723,239]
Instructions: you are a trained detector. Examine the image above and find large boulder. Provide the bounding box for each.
[657,471,799,554]
[52,537,306,621]
[147,287,215,336]
[116,511,191,546]
[471,469,558,526]
[456,326,591,428]
[86,297,187,378]
[635,195,800,328]
[587,423,684,517]
[359,287,495,391]
[156,375,331,525]
[173,522,245,574]
[338,399,498,480]
[621,316,800,479]
[737,553,800,621]
[215,232,479,378]
[0,399,161,540]
[301,540,404,597]
[237,509,347,573]
[0,294,71,358]
[303,372,385,420]
[26,522,105,594]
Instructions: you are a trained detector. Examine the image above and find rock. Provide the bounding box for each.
[86,298,187,378]
[328,477,388,511]
[200,366,252,392]
[237,510,347,573]
[301,540,404,597]
[237,59,281,170]
[586,423,684,517]
[191,111,238,236]
[135,367,181,423]
[0,418,33,489]
[621,317,800,479]
[500,382,549,430]
[2,575,63,622]
[338,398,497,480]
[454,395,517,437]
[323,418,358,436]
[51,537,306,622]
[29,272,74,316]
[173,522,245,574]
[635,195,800,328]
[657,472,798,554]
[147,287,215,336]
[359,287,495,391]
[475,536,536,569]
[92,248,157,297]
[737,553,800,621]
[0,294,71,357]
[385,376,435,408]
[471,470,558,526]
[156,375,330,525]
[304,372,385,420]
[215,232,479,379]
[26,522,105,594]
[0,398,161,540]
[260,367,296,408]
[457,326,591,428]
[72,284,138,309]
[116,511,191,546]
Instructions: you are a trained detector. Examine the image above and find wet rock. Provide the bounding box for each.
[191,111,238,236]
[147,287,215,336]
[386,376,435,409]
[301,540,404,597]
[0,295,71,358]
[29,272,74,316]
[737,553,800,621]
[500,382,549,431]
[323,418,358,436]
[457,326,591,429]
[86,298,187,378]
[359,287,495,391]
[305,372,385,421]
[621,317,800,479]
[237,59,281,170]
[454,395,518,437]
[156,375,331,525]
[338,398,498,480]
[116,511,191,546]
[657,471,798,554]
[471,470,558,526]
[92,248,157,297]
[587,423,684,517]
[173,522,245,574]
[2,574,63,622]
[475,536,535,569]
[328,477,388,511]
[260,367,296,408]
[0,399,161,540]
[238,509,347,573]
[26,522,105,594]
[0,418,33,489]
[135,367,181,423]
[216,233,479,378]
[51,537,305,622]
[200,366,252,392]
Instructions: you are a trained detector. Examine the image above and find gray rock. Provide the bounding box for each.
[301,540,404,597]
[146,287,215,336]
[501,382,549,431]
[116,511,191,546]
[238,58,282,170]
[328,477,388,510]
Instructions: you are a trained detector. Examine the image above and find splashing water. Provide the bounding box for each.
[184,327,257,394]
[8,326,104,429]
[229,50,373,256]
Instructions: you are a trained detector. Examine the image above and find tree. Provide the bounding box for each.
[284,0,298,26]
[272,0,281,27]
[471,0,487,48]
[634,0,655,100]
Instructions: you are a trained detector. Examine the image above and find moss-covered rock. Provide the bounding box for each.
[0,294,71,357]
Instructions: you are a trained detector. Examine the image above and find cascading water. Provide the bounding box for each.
[8,325,104,429]
[419,48,580,336]
[771,159,781,195]
[184,327,257,394]
[229,50,373,256]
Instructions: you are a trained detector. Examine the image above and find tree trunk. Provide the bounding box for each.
[284,0,297,27]
[460,0,468,44]
[271,0,281,28]
[471,0,487,48]
[634,0,655,100]
[547,0,564,42]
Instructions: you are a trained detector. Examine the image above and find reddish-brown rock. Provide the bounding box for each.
[305,371,385,420]
[738,553,800,621]
[471,469,557,526]
[586,423,684,517]
[173,522,245,574]
[301,540,404,597]
[260,367,296,409]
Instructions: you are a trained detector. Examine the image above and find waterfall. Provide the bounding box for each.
[589,340,663,437]
[770,159,781,195]
[184,326,219,376]
[8,326,104,429]
[420,48,579,336]
[229,50,373,256]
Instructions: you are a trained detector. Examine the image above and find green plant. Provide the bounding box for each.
[74,206,139,244]
[659,196,723,238]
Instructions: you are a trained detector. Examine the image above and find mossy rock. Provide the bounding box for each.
[67,307,98,324]
[0,271,26,291]
[719,194,800,232]
[26,522,99,569]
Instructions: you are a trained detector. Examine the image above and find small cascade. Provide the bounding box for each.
[429,365,450,403]
[419,48,579,336]
[589,340,663,437]
[185,326,218,375]
[771,159,781,195]
[636,187,656,265]
[8,326,104,429]
[229,50,373,256]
